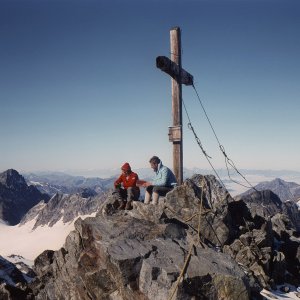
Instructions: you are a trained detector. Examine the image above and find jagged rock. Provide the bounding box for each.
[139,246,249,300]
[282,200,300,232]
[0,282,34,300]
[227,189,300,288]
[270,251,286,284]
[31,213,249,299]
[26,174,300,299]
[79,187,97,198]
[272,213,296,239]
[279,237,300,284]
[5,255,36,281]
[0,169,50,225]
[33,250,54,278]
[20,191,108,229]
[30,175,250,299]
[161,175,235,247]
[0,256,34,299]
[241,178,300,203]
[0,256,28,286]
[235,190,282,220]
[236,189,300,232]
[249,262,269,287]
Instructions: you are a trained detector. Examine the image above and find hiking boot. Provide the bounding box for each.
[118,201,126,210]
[125,201,133,210]
[114,200,120,209]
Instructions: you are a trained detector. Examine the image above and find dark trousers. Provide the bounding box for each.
[146,185,173,196]
[115,187,140,202]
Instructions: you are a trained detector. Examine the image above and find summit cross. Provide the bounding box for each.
[156,27,194,185]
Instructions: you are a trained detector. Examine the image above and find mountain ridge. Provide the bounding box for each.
[0,169,50,225]
[240,177,300,203]
[23,172,115,196]
[20,191,108,229]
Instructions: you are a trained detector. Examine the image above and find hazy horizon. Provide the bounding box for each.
[2,165,300,197]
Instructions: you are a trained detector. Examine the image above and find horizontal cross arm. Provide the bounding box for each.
[156,56,193,86]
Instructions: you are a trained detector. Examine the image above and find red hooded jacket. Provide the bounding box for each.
[114,171,139,189]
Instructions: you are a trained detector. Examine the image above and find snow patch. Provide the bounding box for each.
[0,218,8,225]
[29,181,44,186]
[261,284,300,300]
[0,212,96,261]
[4,254,34,269]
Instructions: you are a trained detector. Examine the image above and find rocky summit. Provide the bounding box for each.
[1,174,300,300]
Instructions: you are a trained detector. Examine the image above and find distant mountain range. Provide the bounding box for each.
[45,167,300,180]
[1,168,300,228]
[23,172,115,196]
[0,169,114,227]
[241,177,300,203]
[21,168,300,198]
[0,168,300,226]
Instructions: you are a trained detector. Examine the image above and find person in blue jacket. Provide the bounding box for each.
[142,156,177,205]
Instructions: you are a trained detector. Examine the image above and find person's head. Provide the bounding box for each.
[149,156,160,172]
[121,162,131,175]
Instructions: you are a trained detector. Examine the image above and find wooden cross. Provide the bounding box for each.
[156,27,193,185]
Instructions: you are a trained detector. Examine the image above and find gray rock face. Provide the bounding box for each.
[235,190,283,218]
[20,192,108,228]
[0,169,50,225]
[31,215,249,300]
[29,175,250,300]
[21,174,299,299]
[0,256,34,299]
[241,178,300,203]
[0,256,27,286]
[282,200,300,232]
[164,175,235,247]
[235,189,300,232]
[5,255,36,282]
[229,189,300,288]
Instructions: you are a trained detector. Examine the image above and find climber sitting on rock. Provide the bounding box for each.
[139,156,177,205]
[114,162,140,210]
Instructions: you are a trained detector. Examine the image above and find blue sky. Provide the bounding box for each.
[1,0,299,174]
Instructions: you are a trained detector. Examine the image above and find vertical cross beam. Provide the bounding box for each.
[156,27,193,185]
[170,27,183,185]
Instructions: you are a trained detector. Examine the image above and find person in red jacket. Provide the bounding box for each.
[114,162,140,210]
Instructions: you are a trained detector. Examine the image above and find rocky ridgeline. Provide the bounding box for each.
[1,174,300,299]
[20,189,107,229]
[241,177,300,203]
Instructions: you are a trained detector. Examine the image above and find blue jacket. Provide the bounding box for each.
[152,162,177,187]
